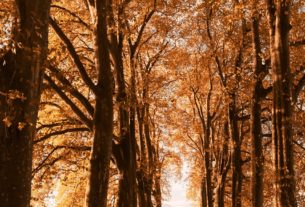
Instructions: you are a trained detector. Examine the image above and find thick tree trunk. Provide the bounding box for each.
[266,0,296,206]
[250,11,264,207]
[110,5,138,204]
[115,135,137,207]
[0,1,51,206]
[114,57,137,207]
[85,0,113,206]
[137,169,153,207]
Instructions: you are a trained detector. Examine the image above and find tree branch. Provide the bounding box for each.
[34,127,90,144]
[128,3,156,57]
[51,5,91,30]
[48,65,94,116]
[290,39,305,47]
[49,17,98,94]
[293,65,305,102]
[44,74,93,129]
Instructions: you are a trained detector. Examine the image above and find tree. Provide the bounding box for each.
[266,0,297,206]
[250,3,266,206]
[0,1,51,206]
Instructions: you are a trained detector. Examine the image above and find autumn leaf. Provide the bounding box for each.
[3,116,12,127]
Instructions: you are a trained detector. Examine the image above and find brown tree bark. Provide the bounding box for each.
[85,0,114,206]
[203,84,213,207]
[229,95,242,207]
[250,9,265,207]
[108,2,137,206]
[201,179,207,207]
[0,1,51,206]
[126,55,138,207]
[266,0,297,206]
[214,121,230,207]
[137,104,153,207]
[152,136,162,207]
[230,18,246,207]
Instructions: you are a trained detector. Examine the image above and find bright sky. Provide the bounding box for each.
[163,162,195,207]
[163,181,194,207]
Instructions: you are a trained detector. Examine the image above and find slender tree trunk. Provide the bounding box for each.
[154,172,162,207]
[201,178,207,207]
[126,57,138,207]
[229,95,242,207]
[250,10,264,207]
[137,105,148,207]
[194,76,214,207]
[137,104,153,207]
[153,142,162,207]
[137,110,147,207]
[0,1,51,206]
[85,0,114,206]
[214,121,230,207]
[266,0,297,206]
[204,120,213,207]
[144,105,154,207]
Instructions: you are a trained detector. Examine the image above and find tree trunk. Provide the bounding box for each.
[201,178,207,207]
[116,138,135,207]
[125,56,138,207]
[85,0,114,206]
[137,104,153,207]
[203,121,213,207]
[250,10,264,207]
[153,142,162,207]
[266,0,297,206]
[0,1,51,206]
[229,95,242,207]
[144,106,154,207]
[214,121,230,207]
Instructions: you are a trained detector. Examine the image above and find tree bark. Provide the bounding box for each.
[204,96,213,207]
[266,0,297,206]
[0,1,51,206]
[250,10,264,207]
[85,0,114,206]
[153,141,162,207]
[214,121,230,207]
[126,56,138,207]
[229,94,242,207]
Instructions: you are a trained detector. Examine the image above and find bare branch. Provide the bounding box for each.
[49,17,98,94]
[51,5,91,30]
[34,127,90,144]
[290,39,305,47]
[44,74,93,129]
[47,65,94,116]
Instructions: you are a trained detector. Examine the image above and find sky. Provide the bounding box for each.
[163,180,194,207]
[163,162,195,207]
